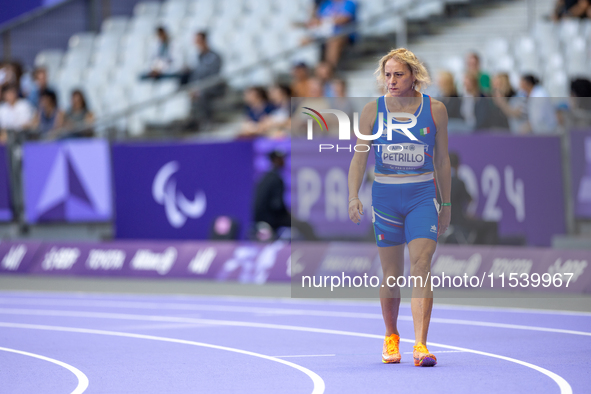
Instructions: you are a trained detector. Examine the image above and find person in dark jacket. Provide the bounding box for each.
[253,150,291,232]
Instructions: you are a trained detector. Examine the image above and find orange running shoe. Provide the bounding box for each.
[413,343,437,367]
[382,334,401,363]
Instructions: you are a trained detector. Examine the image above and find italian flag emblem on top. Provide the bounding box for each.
[419,127,430,136]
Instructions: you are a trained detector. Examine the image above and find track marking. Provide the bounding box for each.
[2,294,591,316]
[402,350,466,354]
[0,322,325,394]
[0,303,589,337]
[2,292,591,316]
[0,346,89,394]
[0,311,573,394]
[274,354,336,358]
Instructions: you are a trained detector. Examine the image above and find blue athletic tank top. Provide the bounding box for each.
[372,93,437,175]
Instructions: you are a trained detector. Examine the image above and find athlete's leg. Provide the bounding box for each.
[325,36,347,68]
[378,244,405,336]
[407,238,436,345]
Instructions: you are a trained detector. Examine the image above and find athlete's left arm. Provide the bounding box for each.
[432,99,451,236]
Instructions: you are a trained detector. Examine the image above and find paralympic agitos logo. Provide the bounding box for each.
[302,107,419,143]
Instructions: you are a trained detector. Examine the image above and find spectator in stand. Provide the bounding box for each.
[189,31,223,126]
[444,152,499,245]
[291,62,311,98]
[29,90,62,136]
[142,26,175,79]
[27,68,56,108]
[240,86,276,137]
[242,85,292,139]
[0,84,34,142]
[466,52,490,95]
[437,71,462,120]
[263,84,292,138]
[253,150,291,234]
[293,77,335,137]
[492,73,529,134]
[567,78,591,127]
[460,72,485,131]
[519,74,558,134]
[315,61,336,97]
[0,61,24,96]
[330,77,354,124]
[54,89,94,137]
[553,0,591,20]
[304,0,357,68]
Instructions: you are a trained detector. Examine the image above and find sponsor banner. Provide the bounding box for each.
[0,145,12,221]
[0,240,291,283]
[22,139,113,223]
[112,141,254,240]
[570,129,591,218]
[0,241,43,273]
[2,239,589,293]
[430,246,591,294]
[445,135,565,246]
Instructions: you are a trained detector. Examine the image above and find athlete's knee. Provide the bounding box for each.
[410,254,432,276]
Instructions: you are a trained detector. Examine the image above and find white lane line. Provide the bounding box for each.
[0,322,325,394]
[2,293,591,317]
[402,350,466,354]
[274,355,336,358]
[0,311,573,394]
[3,293,591,317]
[0,346,89,394]
[0,304,589,338]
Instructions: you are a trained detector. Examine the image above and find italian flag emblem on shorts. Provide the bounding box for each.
[420,127,430,136]
[378,234,385,241]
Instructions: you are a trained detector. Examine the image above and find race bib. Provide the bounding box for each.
[381,143,426,170]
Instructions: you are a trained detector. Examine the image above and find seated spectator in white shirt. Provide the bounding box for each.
[520,74,558,134]
[0,84,34,142]
[141,26,175,79]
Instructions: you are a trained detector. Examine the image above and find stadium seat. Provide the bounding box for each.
[34,49,64,81]
[133,1,162,18]
[101,16,129,36]
[558,19,580,45]
[546,72,569,97]
[189,1,216,22]
[153,80,179,98]
[565,37,589,77]
[68,32,96,53]
[159,91,191,123]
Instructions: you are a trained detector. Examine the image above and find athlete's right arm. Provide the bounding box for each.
[348,100,377,224]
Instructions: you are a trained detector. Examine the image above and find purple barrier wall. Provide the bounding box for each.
[2,240,589,294]
[570,130,591,219]
[0,239,291,284]
[23,139,112,223]
[290,135,565,245]
[0,145,13,221]
[112,141,255,240]
[448,135,565,246]
[291,138,375,238]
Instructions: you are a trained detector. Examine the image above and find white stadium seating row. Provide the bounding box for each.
[33,0,591,135]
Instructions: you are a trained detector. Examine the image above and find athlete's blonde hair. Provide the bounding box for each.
[375,48,431,91]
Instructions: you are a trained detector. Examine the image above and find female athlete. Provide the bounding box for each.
[347,48,451,367]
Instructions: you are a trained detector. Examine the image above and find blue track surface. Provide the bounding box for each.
[0,292,590,394]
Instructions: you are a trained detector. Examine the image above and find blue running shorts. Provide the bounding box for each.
[371,178,439,247]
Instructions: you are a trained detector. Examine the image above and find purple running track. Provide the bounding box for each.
[0,292,589,394]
